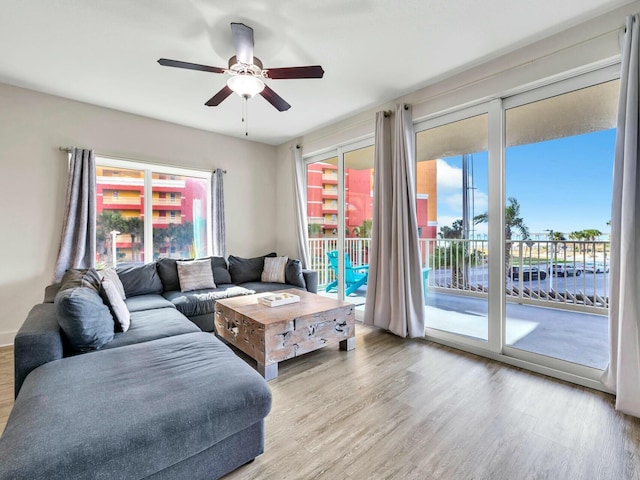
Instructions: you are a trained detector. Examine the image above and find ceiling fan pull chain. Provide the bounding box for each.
[242,94,249,136]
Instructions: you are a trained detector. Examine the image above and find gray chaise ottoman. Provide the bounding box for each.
[0,332,272,480]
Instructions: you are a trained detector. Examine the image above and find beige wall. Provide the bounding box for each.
[0,83,277,344]
[274,1,636,258]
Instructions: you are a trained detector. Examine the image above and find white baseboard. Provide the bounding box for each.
[0,331,16,347]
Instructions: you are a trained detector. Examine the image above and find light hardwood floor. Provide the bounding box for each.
[1,325,639,479]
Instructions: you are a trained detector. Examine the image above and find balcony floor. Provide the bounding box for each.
[319,287,608,370]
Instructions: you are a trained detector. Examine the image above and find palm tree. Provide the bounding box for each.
[439,219,463,239]
[475,197,529,277]
[172,222,194,258]
[122,217,143,262]
[96,211,127,264]
[308,223,322,238]
[357,219,372,238]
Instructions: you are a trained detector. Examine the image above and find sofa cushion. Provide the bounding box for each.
[100,279,131,332]
[102,308,199,349]
[116,263,163,297]
[239,282,306,294]
[163,285,255,317]
[211,256,232,285]
[97,267,126,300]
[156,257,183,292]
[0,333,272,480]
[228,252,276,284]
[59,268,102,293]
[124,294,176,312]
[262,256,288,283]
[285,259,307,289]
[177,259,216,292]
[55,287,115,352]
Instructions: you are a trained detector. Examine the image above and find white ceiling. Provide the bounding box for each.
[0,0,632,145]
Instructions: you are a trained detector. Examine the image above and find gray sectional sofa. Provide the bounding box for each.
[0,253,317,480]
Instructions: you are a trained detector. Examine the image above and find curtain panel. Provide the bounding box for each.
[293,145,311,268]
[364,104,426,338]
[53,148,96,282]
[211,168,226,257]
[601,13,640,417]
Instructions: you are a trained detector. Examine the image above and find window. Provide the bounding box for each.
[96,158,212,267]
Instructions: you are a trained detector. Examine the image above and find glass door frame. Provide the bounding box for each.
[499,64,619,384]
[413,64,618,391]
[414,102,500,353]
[304,136,374,314]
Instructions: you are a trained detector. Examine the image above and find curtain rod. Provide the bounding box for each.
[383,104,410,117]
[59,146,226,173]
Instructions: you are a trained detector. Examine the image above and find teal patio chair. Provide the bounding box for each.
[325,250,369,296]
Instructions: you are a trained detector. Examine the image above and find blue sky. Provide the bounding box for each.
[436,128,616,239]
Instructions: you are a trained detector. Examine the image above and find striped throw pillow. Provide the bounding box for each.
[177,259,216,292]
[261,256,288,283]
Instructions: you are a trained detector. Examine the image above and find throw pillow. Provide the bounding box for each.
[55,286,115,352]
[177,259,216,292]
[116,263,163,297]
[228,252,277,284]
[262,256,288,283]
[211,256,232,285]
[100,279,131,332]
[98,267,126,300]
[59,268,102,293]
[285,259,307,289]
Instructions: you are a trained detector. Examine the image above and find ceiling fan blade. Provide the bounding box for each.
[205,86,233,106]
[265,66,325,79]
[231,22,254,65]
[158,58,225,74]
[260,85,291,111]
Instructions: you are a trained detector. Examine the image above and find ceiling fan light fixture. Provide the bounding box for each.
[227,74,265,98]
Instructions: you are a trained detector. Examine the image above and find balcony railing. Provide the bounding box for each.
[308,237,610,314]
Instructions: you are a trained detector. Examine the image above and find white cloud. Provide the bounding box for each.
[437,215,460,228]
[439,190,488,214]
[436,159,462,190]
[474,190,488,213]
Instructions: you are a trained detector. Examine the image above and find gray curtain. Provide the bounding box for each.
[53,148,96,282]
[364,104,426,338]
[601,14,640,417]
[211,169,226,257]
[293,145,311,268]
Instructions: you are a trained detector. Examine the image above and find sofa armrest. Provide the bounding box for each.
[14,303,64,398]
[302,269,318,294]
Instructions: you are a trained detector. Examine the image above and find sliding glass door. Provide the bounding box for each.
[416,108,490,345]
[305,142,374,315]
[416,65,618,385]
[503,77,618,371]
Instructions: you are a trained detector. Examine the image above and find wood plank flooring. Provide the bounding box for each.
[1,324,639,479]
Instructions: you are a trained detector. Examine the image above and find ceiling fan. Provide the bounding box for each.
[158,22,324,112]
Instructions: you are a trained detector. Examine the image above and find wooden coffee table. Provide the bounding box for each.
[214,289,355,380]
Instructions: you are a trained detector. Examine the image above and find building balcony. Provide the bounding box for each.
[102,197,141,207]
[152,199,182,206]
[322,174,338,183]
[153,217,183,225]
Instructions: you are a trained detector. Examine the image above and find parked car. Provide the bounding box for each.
[509,266,547,281]
[550,263,582,276]
[583,262,609,274]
